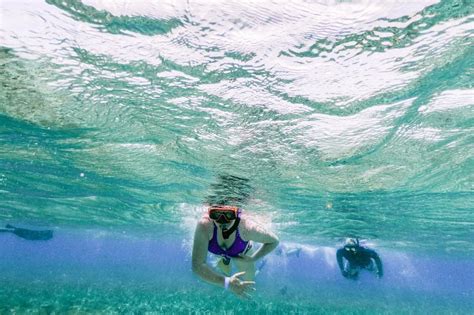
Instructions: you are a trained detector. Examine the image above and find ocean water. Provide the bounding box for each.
[0,0,473,313]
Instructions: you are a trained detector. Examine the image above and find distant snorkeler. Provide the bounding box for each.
[336,238,383,280]
[0,224,53,241]
[192,174,279,298]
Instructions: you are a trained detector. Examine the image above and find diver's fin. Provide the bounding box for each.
[4,225,53,241]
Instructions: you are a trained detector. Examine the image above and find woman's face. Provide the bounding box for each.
[208,206,238,228]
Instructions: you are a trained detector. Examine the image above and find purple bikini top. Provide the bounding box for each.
[208,214,249,257]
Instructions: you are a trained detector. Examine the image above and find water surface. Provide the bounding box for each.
[0,0,473,313]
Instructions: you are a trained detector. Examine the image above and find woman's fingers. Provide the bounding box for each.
[237,286,254,299]
[232,271,246,278]
[229,272,256,299]
[240,282,255,295]
[241,280,255,286]
[235,280,255,292]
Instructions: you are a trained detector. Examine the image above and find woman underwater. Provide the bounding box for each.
[192,205,279,298]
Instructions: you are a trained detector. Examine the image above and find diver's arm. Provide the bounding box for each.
[191,220,226,287]
[242,222,279,261]
[371,251,383,277]
[336,249,347,275]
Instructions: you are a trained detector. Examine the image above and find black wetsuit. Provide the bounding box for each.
[336,246,383,279]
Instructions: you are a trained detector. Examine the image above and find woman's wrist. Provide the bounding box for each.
[224,276,230,290]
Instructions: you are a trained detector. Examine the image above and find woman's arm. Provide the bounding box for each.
[191,220,226,287]
[242,221,279,261]
[191,219,255,297]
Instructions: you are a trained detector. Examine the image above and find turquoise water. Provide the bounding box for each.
[1,0,473,313]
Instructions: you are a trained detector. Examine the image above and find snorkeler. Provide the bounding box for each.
[336,238,383,280]
[192,205,279,298]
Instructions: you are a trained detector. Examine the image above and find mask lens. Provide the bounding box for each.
[209,210,236,221]
[224,211,235,220]
[209,211,220,220]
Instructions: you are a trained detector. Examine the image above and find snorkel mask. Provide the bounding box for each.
[344,238,360,252]
[208,205,240,224]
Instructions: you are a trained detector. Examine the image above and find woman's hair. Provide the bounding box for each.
[205,174,253,207]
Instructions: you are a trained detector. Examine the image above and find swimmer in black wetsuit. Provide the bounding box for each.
[336,238,383,280]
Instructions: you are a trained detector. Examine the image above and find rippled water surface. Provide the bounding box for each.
[1,0,473,313]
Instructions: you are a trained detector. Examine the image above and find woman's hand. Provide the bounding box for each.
[228,271,255,298]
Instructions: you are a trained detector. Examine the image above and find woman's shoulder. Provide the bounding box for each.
[196,216,213,238]
[238,214,256,239]
[239,214,259,230]
[239,213,277,241]
[197,215,213,227]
